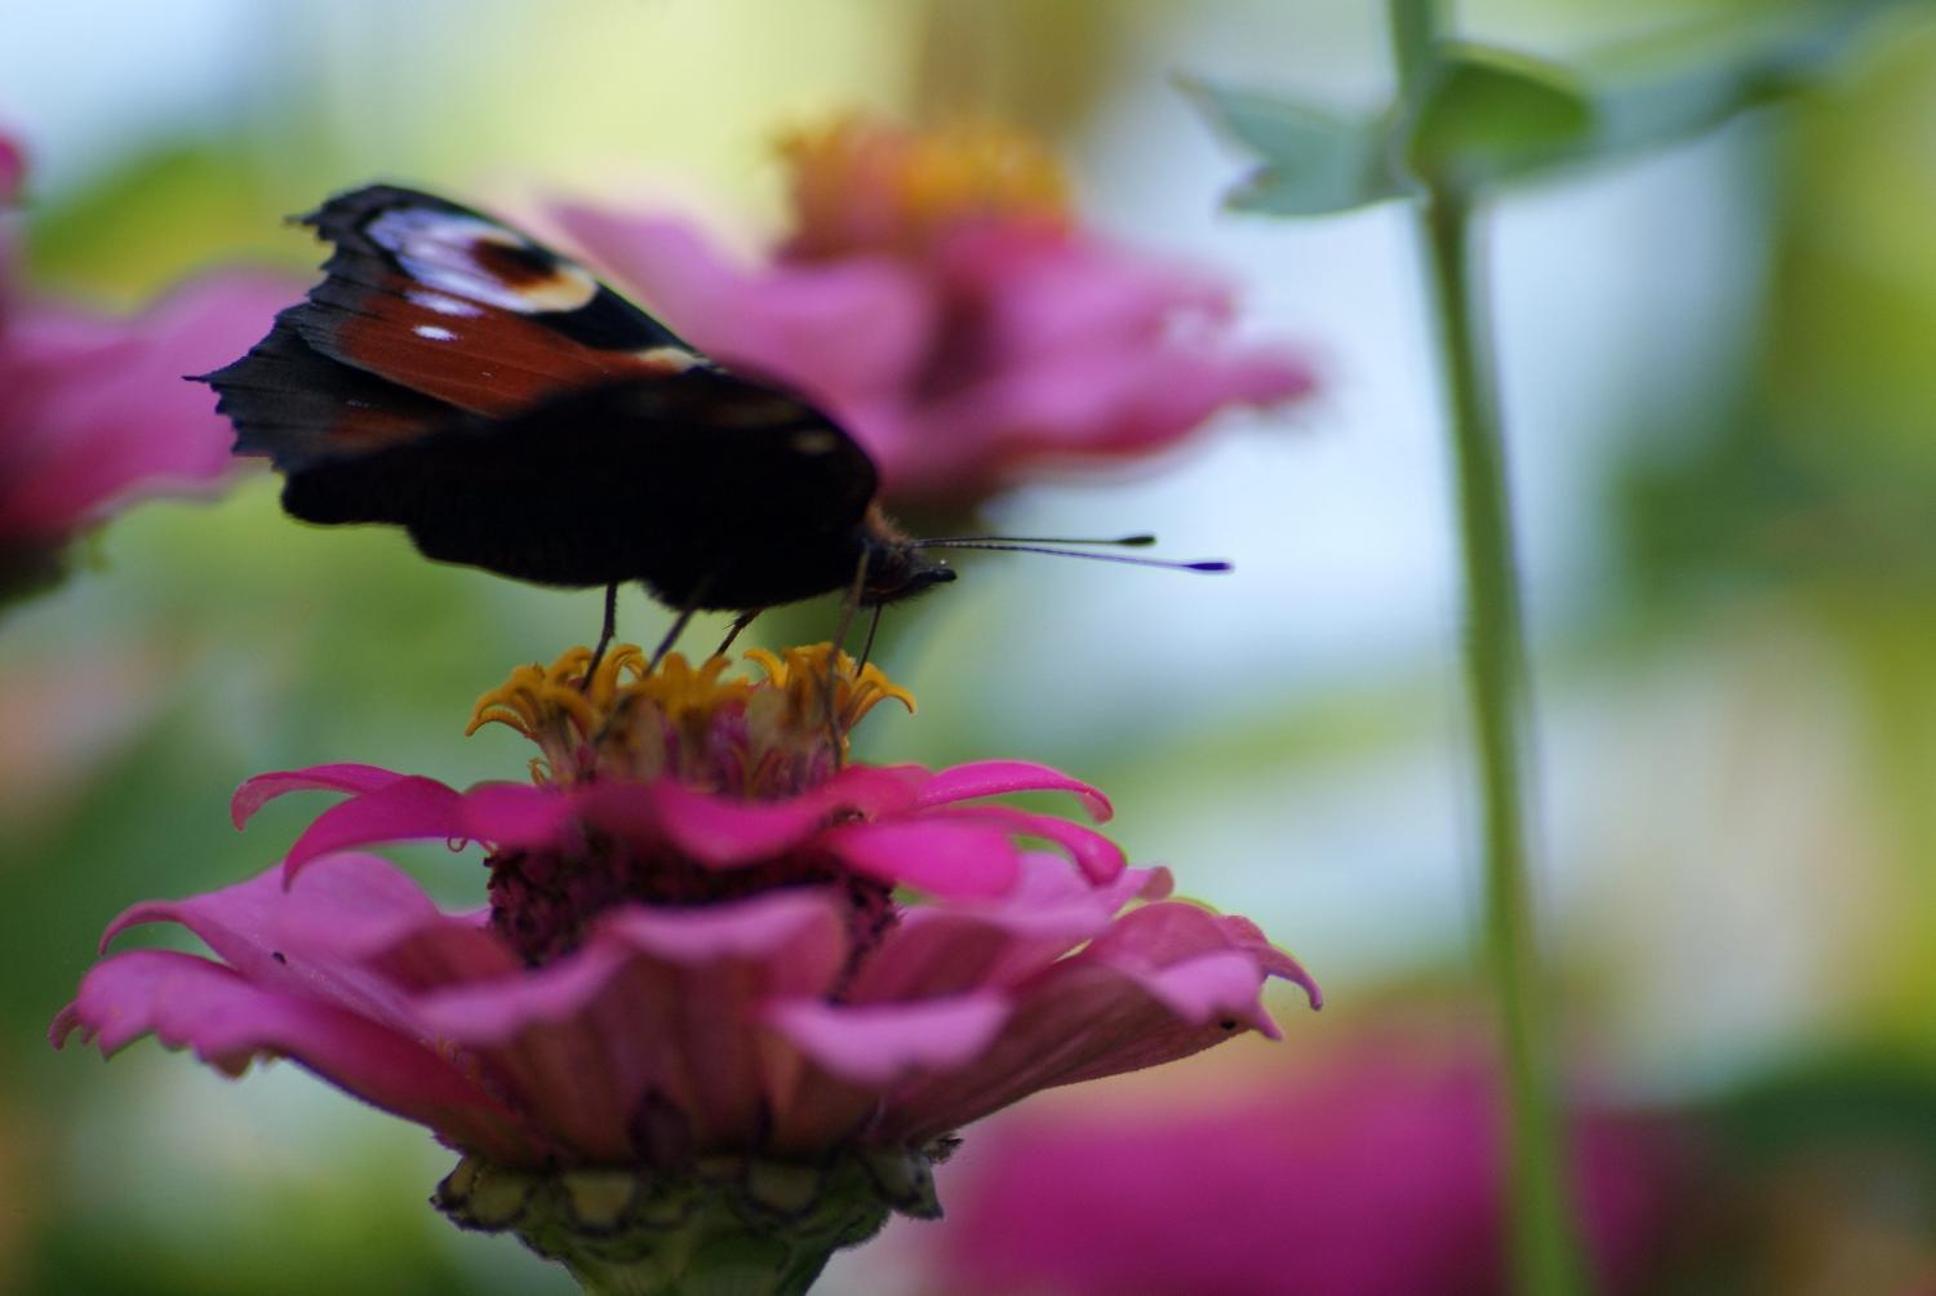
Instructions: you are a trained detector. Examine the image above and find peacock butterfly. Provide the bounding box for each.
[198,185,1222,662]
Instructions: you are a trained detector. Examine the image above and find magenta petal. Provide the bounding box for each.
[105,852,428,964]
[275,779,572,877]
[231,763,412,828]
[281,776,470,879]
[408,891,849,1159]
[454,782,579,849]
[915,760,1113,821]
[823,818,1021,897]
[0,270,298,540]
[100,853,506,1034]
[848,856,1170,1002]
[413,893,846,1045]
[551,204,935,403]
[880,901,1308,1140]
[938,804,1126,884]
[0,135,22,206]
[611,781,833,864]
[52,949,537,1163]
[607,765,920,865]
[767,994,1011,1087]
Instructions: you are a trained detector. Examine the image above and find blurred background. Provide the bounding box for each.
[5,0,1936,1292]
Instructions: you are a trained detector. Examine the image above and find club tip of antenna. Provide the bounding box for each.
[1187,560,1234,573]
[1119,533,1158,547]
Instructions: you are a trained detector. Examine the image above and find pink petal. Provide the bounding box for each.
[551,204,935,405]
[847,856,1171,1002]
[767,993,1011,1087]
[937,804,1126,885]
[277,779,573,880]
[880,901,1311,1141]
[822,818,1022,897]
[0,270,299,541]
[52,949,538,1164]
[941,224,1230,357]
[596,764,921,865]
[406,891,850,1159]
[280,776,470,878]
[915,760,1113,821]
[100,853,510,1035]
[413,892,845,1043]
[232,763,415,828]
[0,134,22,206]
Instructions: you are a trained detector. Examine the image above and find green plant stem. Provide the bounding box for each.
[1386,2,1591,1293]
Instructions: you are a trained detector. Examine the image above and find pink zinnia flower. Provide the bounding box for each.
[55,644,1316,1292]
[554,115,1314,508]
[0,131,291,600]
[898,1039,1689,1296]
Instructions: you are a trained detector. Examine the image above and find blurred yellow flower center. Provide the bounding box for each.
[467,643,914,794]
[778,113,1071,259]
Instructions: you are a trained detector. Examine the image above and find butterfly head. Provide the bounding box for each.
[859,506,957,606]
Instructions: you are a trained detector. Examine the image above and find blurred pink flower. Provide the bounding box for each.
[0,131,290,591]
[54,644,1317,1289]
[555,115,1314,507]
[0,136,22,208]
[909,1041,1688,1296]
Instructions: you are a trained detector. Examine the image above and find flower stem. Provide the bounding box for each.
[1385,2,1591,1292]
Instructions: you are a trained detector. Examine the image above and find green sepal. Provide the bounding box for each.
[434,1143,949,1296]
[1405,43,1597,188]
[1182,78,1418,217]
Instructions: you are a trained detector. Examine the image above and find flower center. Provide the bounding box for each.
[469,645,912,965]
[467,643,914,796]
[777,113,1071,260]
[487,836,896,967]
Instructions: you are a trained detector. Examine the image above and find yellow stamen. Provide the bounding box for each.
[466,644,916,791]
[743,644,916,731]
[777,113,1071,259]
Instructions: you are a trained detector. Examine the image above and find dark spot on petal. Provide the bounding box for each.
[271,951,288,964]
[1219,1018,1238,1031]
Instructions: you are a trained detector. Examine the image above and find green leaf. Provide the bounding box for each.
[1182,78,1417,217]
[1406,43,1597,187]
[1583,1,1901,161]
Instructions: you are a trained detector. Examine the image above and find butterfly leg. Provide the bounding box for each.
[646,580,713,673]
[581,581,621,689]
[856,604,885,675]
[714,608,765,659]
[823,551,872,768]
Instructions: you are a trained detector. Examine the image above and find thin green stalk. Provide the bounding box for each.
[1385,2,1591,1292]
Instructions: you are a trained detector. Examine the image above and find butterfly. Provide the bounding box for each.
[199,185,1221,667]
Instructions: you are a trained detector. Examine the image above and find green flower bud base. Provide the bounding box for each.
[434,1144,951,1296]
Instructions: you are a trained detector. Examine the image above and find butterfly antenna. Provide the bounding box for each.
[916,540,1230,573]
[917,533,1160,547]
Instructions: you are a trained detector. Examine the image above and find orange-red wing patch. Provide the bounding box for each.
[304,272,696,417]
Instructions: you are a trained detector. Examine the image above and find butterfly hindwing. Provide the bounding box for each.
[201,315,461,471]
[282,368,880,604]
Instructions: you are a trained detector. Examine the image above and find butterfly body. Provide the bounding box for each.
[201,185,953,612]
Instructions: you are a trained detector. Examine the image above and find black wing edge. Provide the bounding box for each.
[191,313,458,472]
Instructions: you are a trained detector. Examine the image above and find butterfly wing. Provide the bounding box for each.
[205,184,881,605]
[290,185,699,415]
[281,369,880,604]
[202,184,706,469]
